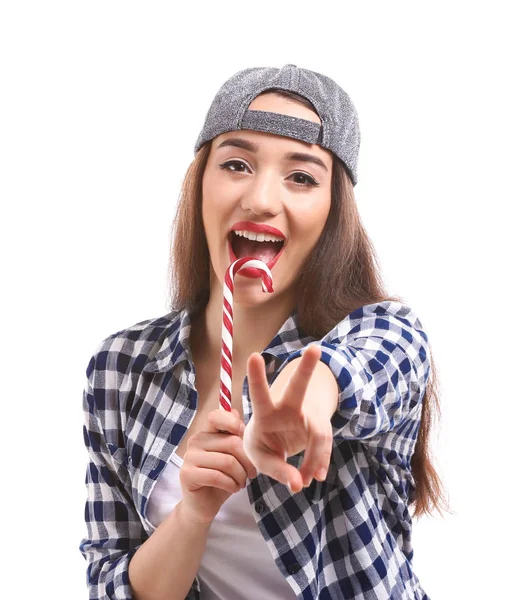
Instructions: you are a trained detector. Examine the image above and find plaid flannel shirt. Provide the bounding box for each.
[79,301,431,599]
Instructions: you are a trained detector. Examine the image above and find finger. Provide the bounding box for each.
[186,449,248,489]
[247,352,274,417]
[281,345,322,410]
[298,421,333,486]
[253,451,304,493]
[190,432,258,479]
[204,407,244,436]
[183,466,242,494]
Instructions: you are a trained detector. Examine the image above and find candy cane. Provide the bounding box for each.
[219,257,274,412]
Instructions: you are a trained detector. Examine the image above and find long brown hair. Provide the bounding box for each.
[167,89,450,519]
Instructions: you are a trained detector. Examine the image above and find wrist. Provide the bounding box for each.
[175,500,214,529]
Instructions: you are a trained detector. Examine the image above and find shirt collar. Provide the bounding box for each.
[142,307,193,374]
[261,308,314,361]
[142,305,314,375]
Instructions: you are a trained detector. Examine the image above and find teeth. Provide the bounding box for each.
[233,230,284,242]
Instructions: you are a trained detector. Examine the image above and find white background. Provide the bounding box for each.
[1,2,515,598]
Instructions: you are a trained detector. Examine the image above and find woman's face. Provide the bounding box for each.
[201,93,333,309]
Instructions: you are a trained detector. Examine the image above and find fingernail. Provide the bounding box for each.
[316,468,327,481]
[239,423,245,435]
[287,481,293,492]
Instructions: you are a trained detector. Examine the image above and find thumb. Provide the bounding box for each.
[231,408,245,434]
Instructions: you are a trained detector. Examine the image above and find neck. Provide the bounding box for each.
[190,280,296,372]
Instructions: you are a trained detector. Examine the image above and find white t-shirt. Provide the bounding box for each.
[146,450,297,599]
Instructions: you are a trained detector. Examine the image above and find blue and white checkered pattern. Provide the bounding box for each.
[79,301,431,599]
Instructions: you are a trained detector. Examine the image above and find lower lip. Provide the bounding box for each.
[228,236,285,278]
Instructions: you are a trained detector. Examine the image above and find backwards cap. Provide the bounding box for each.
[194,64,361,186]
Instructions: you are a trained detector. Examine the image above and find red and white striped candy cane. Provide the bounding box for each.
[219,257,274,412]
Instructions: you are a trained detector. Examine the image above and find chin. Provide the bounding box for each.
[232,282,277,308]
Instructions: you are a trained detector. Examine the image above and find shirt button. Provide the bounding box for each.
[287,563,301,575]
[255,502,266,514]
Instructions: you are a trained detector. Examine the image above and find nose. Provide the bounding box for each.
[239,170,282,217]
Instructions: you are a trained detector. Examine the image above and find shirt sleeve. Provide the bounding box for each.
[276,301,431,441]
[79,346,149,600]
[79,342,202,600]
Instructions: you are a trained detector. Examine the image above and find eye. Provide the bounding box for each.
[290,172,319,187]
[219,160,250,174]
[219,160,320,188]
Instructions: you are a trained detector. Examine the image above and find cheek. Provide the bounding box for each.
[202,172,234,220]
[295,199,331,243]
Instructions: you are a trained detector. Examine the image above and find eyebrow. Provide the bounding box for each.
[216,137,329,173]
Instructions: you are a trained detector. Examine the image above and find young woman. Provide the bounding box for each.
[80,65,448,600]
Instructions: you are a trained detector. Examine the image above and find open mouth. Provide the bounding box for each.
[228,231,285,274]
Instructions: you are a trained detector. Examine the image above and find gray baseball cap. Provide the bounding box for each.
[194,64,360,186]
